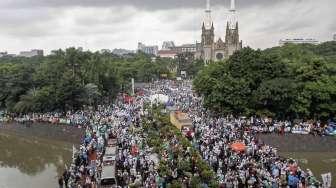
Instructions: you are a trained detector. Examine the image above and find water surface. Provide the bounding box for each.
[280,152,336,187]
[0,132,72,188]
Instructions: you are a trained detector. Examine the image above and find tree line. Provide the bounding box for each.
[193,42,336,120]
[0,48,176,113]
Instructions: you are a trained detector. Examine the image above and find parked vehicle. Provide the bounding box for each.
[100,165,117,188]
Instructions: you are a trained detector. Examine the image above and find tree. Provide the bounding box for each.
[194,42,336,120]
[84,83,101,107]
[0,47,177,112]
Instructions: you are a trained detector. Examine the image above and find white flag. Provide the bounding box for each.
[72,145,77,162]
[321,172,332,188]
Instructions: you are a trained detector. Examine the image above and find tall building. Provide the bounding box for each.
[19,49,44,57]
[333,34,336,41]
[279,38,319,46]
[175,44,197,53]
[158,50,178,59]
[158,42,196,59]
[0,52,16,58]
[138,42,159,56]
[0,52,8,58]
[196,0,242,62]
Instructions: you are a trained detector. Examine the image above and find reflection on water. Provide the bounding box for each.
[0,132,72,188]
[280,152,336,187]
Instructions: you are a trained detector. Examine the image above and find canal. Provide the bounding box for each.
[258,134,336,187]
[0,123,82,188]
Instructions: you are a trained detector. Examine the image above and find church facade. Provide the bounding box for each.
[195,0,242,62]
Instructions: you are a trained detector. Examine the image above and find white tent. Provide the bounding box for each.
[150,94,169,104]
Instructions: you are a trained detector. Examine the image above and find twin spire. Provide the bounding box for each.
[204,0,237,29]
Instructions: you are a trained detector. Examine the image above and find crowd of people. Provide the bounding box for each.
[114,103,161,187]
[160,80,325,187]
[164,89,336,138]
[56,105,117,187]
[243,118,335,137]
[0,79,334,187]
[0,110,91,126]
[192,114,322,187]
[55,95,168,188]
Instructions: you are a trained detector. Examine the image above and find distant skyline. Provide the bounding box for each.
[0,0,335,54]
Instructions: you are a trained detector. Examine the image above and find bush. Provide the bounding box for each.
[190,176,202,188]
[168,180,183,188]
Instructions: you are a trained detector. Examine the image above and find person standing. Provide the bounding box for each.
[58,176,64,188]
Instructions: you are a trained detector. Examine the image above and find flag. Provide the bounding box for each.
[321,172,332,188]
[72,145,77,162]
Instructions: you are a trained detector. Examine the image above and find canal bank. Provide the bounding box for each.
[0,122,84,143]
[0,122,84,188]
[0,131,74,188]
[258,134,336,187]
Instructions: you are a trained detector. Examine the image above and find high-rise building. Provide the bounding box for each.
[19,49,44,57]
[174,44,197,53]
[0,52,8,58]
[333,34,336,41]
[279,38,319,46]
[138,42,159,56]
[195,0,242,62]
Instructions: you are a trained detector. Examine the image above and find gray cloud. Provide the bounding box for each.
[1,0,292,10]
[0,0,334,54]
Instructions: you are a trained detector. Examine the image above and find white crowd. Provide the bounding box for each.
[0,79,333,188]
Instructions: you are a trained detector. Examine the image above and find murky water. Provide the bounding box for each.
[0,132,73,188]
[280,152,336,187]
[257,134,336,187]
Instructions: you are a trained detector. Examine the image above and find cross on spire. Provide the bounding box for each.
[206,0,211,10]
[204,0,212,29]
[230,0,236,11]
[228,0,237,29]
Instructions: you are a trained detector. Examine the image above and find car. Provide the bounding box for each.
[107,139,117,147]
[100,165,117,188]
[105,146,117,157]
[103,155,116,166]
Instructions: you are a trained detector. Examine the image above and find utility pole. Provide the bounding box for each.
[131,78,135,96]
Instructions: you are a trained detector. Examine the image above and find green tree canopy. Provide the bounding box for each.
[194,42,336,120]
[0,48,176,113]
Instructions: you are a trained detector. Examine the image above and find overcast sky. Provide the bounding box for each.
[0,0,335,54]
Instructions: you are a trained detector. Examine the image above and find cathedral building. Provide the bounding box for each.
[196,0,242,62]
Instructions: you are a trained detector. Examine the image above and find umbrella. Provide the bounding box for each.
[230,142,246,152]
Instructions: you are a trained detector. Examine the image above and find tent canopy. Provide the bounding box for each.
[150,94,169,104]
[231,142,246,152]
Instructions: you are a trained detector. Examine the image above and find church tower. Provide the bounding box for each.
[197,0,243,62]
[201,0,215,63]
[225,0,242,56]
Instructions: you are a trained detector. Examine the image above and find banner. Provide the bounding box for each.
[321,172,332,188]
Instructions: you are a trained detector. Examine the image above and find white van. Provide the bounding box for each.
[107,139,117,147]
[103,155,116,166]
[100,165,117,188]
[105,146,117,157]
